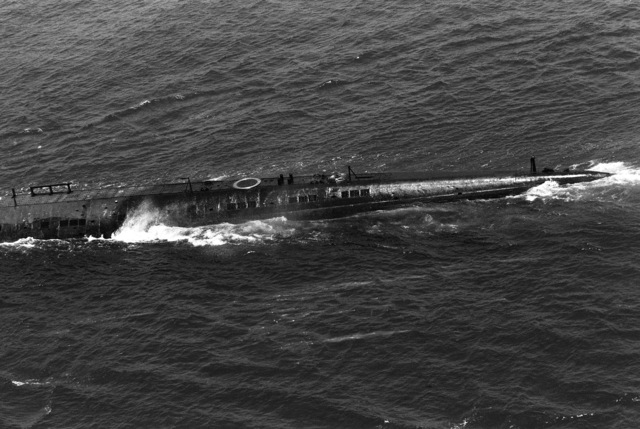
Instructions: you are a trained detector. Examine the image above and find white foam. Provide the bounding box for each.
[0,237,39,249]
[450,418,469,429]
[111,201,167,242]
[523,180,564,201]
[11,379,50,387]
[112,202,294,246]
[86,234,108,242]
[521,161,640,202]
[588,161,640,185]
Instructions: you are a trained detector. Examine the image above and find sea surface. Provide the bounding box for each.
[2,1,640,428]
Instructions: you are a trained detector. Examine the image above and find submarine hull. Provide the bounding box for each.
[0,167,610,243]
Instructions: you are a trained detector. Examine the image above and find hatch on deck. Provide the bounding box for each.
[30,183,73,196]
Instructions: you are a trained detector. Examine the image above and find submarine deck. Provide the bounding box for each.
[0,169,565,208]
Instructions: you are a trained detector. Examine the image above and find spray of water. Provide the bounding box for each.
[112,201,295,246]
[0,237,39,249]
[589,161,640,185]
[522,161,640,202]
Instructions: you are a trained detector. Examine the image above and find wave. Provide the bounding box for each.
[82,89,227,128]
[588,160,640,184]
[112,201,295,246]
[0,237,40,249]
[4,376,53,429]
[318,79,352,90]
[0,124,61,140]
[11,379,52,387]
[93,94,187,126]
[0,237,82,253]
[451,407,599,429]
[518,160,640,202]
[324,329,410,343]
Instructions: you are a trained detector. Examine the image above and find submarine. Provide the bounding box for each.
[0,158,609,243]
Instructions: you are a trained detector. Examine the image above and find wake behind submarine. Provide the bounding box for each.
[0,158,610,242]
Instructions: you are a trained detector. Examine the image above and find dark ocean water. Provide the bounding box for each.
[2,1,640,428]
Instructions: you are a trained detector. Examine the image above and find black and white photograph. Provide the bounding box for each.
[1,1,639,428]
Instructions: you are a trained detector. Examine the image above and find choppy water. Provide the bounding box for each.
[2,1,640,428]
